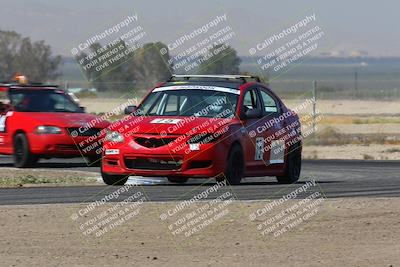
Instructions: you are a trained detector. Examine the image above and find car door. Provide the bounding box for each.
[257,87,286,170]
[240,86,266,173]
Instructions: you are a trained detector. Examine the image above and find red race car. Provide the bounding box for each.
[102,75,302,185]
[0,80,109,167]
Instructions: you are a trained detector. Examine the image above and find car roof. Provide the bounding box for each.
[161,80,244,90]
[158,74,262,90]
[0,83,59,93]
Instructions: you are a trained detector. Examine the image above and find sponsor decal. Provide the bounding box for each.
[0,115,7,132]
[255,137,264,161]
[105,149,120,155]
[189,143,200,151]
[150,118,182,124]
[270,140,285,164]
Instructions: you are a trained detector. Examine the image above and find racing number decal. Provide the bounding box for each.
[270,140,285,164]
[255,137,264,161]
[255,138,285,163]
[150,118,181,124]
[0,115,7,133]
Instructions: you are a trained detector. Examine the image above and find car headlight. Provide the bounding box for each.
[105,130,124,143]
[36,126,62,134]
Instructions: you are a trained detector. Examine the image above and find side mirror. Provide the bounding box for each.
[242,108,262,119]
[79,106,86,112]
[124,105,137,115]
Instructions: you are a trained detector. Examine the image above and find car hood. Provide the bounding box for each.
[23,112,109,128]
[117,116,234,136]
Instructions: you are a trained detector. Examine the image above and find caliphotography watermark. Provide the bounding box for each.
[249,13,325,76]
[71,12,149,76]
[159,179,235,239]
[161,94,235,156]
[162,14,237,73]
[70,184,146,238]
[67,97,143,164]
[247,97,324,162]
[249,178,326,238]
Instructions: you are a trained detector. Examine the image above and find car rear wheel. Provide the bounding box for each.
[13,133,38,168]
[101,166,128,185]
[167,176,189,184]
[276,142,302,184]
[225,144,244,185]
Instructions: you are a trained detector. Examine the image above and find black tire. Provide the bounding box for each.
[87,155,101,167]
[13,133,38,168]
[101,165,128,185]
[167,176,189,184]
[215,176,225,183]
[225,144,244,185]
[276,142,302,184]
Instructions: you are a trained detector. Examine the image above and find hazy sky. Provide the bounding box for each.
[0,0,399,57]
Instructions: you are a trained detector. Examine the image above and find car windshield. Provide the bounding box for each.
[138,88,239,118]
[9,89,82,113]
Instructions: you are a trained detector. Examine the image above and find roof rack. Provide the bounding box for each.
[169,74,261,83]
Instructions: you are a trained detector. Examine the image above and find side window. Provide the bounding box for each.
[260,89,278,113]
[50,94,78,112]
[164,94,188,115]
[145,93,188,116]
[164,95,178,114]
[0,92,9,113]
[243,89,259,111]
[140,92,162,115]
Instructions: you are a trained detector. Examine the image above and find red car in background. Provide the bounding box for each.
[0,80,109,167]
[102,75,302,185]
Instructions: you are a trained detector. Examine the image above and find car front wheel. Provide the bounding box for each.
[167,177,189,184]
[13,133,38,168]
[101,166,128,185]
[225,144,244,185]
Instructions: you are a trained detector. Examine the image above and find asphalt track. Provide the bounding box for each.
[0,156,399,205]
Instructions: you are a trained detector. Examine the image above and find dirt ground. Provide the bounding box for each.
[80,98,139,114]
[285,99,400,115]
[318,124,400,134]
[0,198,399,267]
[303,144,400,160]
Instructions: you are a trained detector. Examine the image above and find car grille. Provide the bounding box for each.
[188,160,212,169]
[67,127,102,137]
[124,157,182,170]
[134,137,176,148]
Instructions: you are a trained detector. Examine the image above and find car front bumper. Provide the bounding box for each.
[102,141,229,178]
[28,133,102,157]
